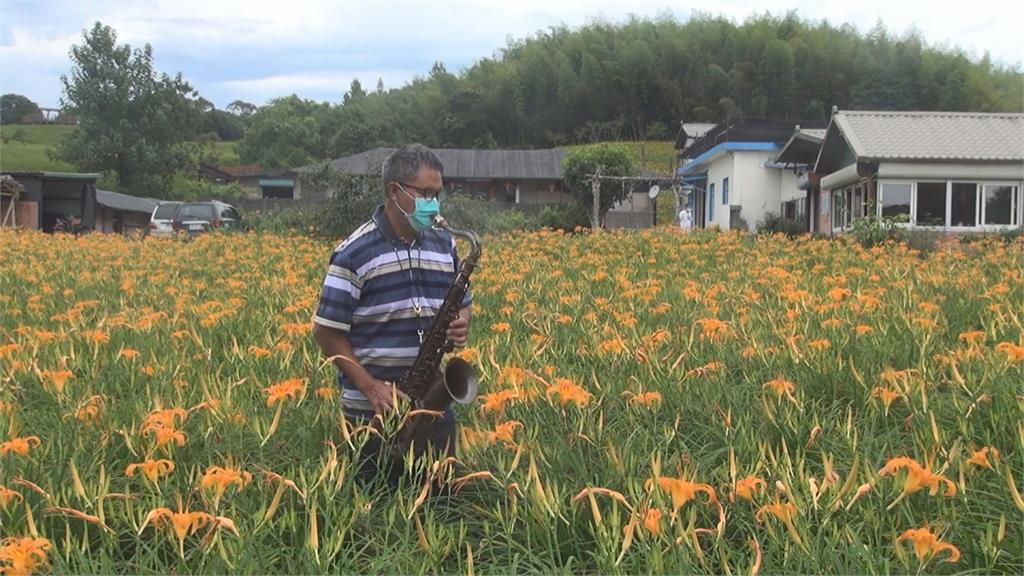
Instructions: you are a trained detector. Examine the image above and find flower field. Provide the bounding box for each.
[1,228,1022,574]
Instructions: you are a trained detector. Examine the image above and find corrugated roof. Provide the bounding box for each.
[304,147,568,180]
[833,110,1024,162]
[96,189,159,214]
[799,129,826,140]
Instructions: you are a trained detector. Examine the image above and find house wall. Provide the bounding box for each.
[705,150,803,230]
[95,207,151,234]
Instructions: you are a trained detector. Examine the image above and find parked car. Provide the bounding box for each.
[172,201,243,235]
[148,201,183,237]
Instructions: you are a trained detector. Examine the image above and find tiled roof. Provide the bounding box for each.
[833,110,1024,162]
[219,164,268,177]
[302,148,568,180]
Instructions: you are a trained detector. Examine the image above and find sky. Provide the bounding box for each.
[0,0,1020,110]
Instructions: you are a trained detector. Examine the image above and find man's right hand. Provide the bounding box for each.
[359,378,410,416]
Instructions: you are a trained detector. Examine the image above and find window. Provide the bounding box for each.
[708,183,716,221]
[881,183,911,219]
[984,185,1018,226]
[915,182,947,226]
[722,178,729,205]
[951,182,977,227]
[832,191,843,229]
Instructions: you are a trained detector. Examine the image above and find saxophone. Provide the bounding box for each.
[392,214,482,458]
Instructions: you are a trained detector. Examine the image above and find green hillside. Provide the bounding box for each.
[561,140,678,175]
[0,125,77,172]
[0,124,241,172]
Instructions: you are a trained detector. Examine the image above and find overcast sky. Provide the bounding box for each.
[0,0,1019,110]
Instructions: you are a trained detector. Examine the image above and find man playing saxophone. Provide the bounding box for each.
[312,144,472,487]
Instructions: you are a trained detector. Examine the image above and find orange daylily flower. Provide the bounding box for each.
[871,387,903,410]
[755,498,804,547]
[119,347,141,360]
[645,475,717,516]
[763,378,795,397]
[623,391,662,407]
[201,465,252,505]
[0,436,41,457]
[734,475,767,502]
[643,508,663,535]
[958,331,986,345]
[965,447,999,469]
[248,345,273,358]
[0,537,51,576]
[0,486,23,509]
[878,457,956,506]
[545,378,592,407]
[141,408,188,449]
[126,459,176,483]
[491,322,511,333]
[854,324,874,336]
[263,378,305,407]
[898,526,960,564]
[488,421,521,444]
[995,342,1024,362]
[479,389,521,414]
[140,499,214,558]
[39,369,74,394]
[315,386,337,400]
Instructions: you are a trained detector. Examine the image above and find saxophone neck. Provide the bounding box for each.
[433,214,481,261]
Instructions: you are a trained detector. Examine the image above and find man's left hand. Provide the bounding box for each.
[446,316,469,347]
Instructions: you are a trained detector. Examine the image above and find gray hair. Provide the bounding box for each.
[381,144,444,192]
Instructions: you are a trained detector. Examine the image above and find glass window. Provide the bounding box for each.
[722,178,729,205]
[984,185,1016,225]
[881,183,911,218]
[833,191,843,229]
[153,203,180,220]
[880,182,913,218]
[177,204,217,220]
[950,182,977,227]
[915,182,946,226]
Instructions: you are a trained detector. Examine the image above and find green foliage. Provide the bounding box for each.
[1,93,40,124]
[236,96,331,169]
[756,211,807,237]
[849,206,908,247]
[57,22,203,196]
[562,143,637,226]
[170,176,246,202]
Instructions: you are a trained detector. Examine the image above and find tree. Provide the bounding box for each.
[1,94,41,124]
[562,143,637,228]
[343,79,366,106]
[57,22,202,196]
[226,100,257,117]
[236,95,323,169]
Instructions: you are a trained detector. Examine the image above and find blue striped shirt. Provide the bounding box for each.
[313,204,472,412]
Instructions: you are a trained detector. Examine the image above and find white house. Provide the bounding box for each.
[813,110,1024,234]
[676,119,826,230]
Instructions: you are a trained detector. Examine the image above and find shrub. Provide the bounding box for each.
[849,205,907,247]
[756,211,805,237]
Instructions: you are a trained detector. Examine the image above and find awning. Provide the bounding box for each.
[820,164,861,190]
[96,189,159,214]
[259,178,295,187]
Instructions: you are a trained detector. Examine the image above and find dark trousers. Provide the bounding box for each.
[346,409,458,489]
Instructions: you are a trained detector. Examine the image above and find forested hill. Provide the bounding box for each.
[239,13,1023,169]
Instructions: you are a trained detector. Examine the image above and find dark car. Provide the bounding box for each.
[172,201,243,235]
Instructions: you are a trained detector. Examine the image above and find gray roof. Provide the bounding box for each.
[96,189,159,214]
[302,147,568,180]
[832,110,1024,162]
[799,129,827,140]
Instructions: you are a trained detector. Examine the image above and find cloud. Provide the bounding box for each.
[0,0,1019,109]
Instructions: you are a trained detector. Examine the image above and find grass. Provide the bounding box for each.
[0,124,244,173]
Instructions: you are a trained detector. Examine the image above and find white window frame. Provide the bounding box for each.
[877,178,1023,231]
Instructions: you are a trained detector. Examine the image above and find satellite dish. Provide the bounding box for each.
[648,185,661,199]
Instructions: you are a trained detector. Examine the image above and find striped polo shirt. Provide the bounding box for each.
[313,204,472,414]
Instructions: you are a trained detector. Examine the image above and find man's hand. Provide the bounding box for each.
[359,378,410,416]
[446,315,470,347]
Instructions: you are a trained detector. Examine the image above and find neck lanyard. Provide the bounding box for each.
[392,239,426,344]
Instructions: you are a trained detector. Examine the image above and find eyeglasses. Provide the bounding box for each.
[395,182,444,201]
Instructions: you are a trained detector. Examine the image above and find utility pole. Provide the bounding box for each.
[591,165,602,231]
